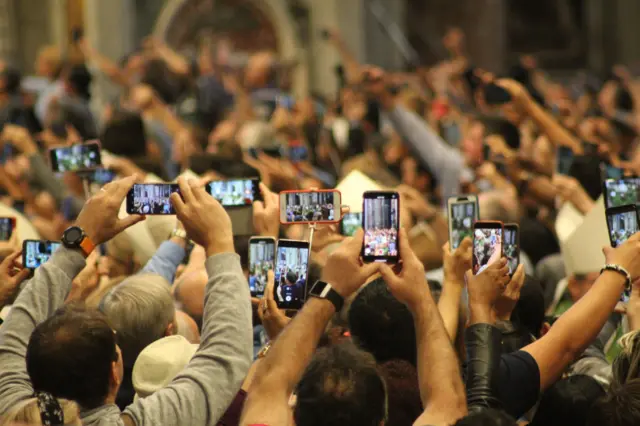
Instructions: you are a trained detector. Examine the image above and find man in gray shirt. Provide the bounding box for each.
[0,175,253,426]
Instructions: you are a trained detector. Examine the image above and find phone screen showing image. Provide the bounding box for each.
[449,201,476,250]
[504,226,519,275]
[282,191,338,223]
[473,225,503,275]
[363,192,400,263]
[607,207,640,248]
[274,242,310,310]
[249,239,276,298]
[23,240,62,269]
[605,178,640,208]
[341,212,362,236]
[127,184,180,215]
[0,218,14,241]
[50,143,101,173]
[207,179,260,207]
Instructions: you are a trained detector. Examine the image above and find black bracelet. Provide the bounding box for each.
[600,264,632,292]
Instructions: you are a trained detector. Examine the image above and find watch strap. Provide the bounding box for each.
[78,235,96,257]
[601,263,632,291]
[170,229,188,240]
[310,281,344,312]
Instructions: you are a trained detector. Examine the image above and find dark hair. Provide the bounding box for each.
[587,379,640,426]
[454,409,517,426]
[377,360,422,426]
[348,277,417,365]
[286,270,298,284]
[568,155,602,201]
[142,59,182,105]
[295,343,387,426]
[1,65,21,95]
[100,109,147,158]
[615,86,634,112]
[531,375,605,426]
[511,275,545,339]
[26,304,118,409]
[66,64,92,100]
[482,117,521,150]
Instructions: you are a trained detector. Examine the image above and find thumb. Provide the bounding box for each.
[114,215,146,235]
[378,263,400,288]
[12,267,31,288]
[360,262,381,281]
[603,245,614,258]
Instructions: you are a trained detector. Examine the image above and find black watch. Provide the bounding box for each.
[308,280,345,312]
[61,226,94,256]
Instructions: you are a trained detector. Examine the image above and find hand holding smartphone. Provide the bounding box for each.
[126,183,181,215]
[280,190,341,224]
[340,212,362,236]
[274,239,310,310]
[248,237,276,298]
[605,204,639,304]
[503,224,520,275]
[556,146,575,176]
[362,191,400,263]
[472,221,504,275]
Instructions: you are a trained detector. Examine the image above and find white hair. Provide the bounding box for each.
[0,398,80,426]
[100,273,176,366]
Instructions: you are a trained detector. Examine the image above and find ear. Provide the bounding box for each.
[165,319,176,336]
[111,360,121,388]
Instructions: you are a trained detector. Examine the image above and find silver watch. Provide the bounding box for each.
[170,229,188,241]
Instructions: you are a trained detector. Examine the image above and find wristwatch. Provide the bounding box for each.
[308,281,345,312]
[61,226,95,258]
[170,228,188,241]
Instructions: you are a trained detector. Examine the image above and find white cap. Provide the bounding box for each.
[556,197,609,275]
[132,335,198,399]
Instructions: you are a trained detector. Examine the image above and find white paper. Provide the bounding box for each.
[336,171,385,213]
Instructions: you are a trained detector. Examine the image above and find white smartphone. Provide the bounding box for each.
[448,195,479,251]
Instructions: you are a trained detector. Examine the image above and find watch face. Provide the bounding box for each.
[64,227,83,245]
[311,281,329,297]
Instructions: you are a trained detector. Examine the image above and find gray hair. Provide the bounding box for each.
[100,273,175,366]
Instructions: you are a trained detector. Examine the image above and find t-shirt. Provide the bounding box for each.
[497,350,541,419]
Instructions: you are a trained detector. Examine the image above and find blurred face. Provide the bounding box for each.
[462,121,485,166]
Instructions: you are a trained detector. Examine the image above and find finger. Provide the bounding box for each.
[3,249,23,267]
[251,297,261,306]
[459,237,473,251]
[11,267,31,287]
[170,193,186,216]
[340,205,350,217]
[177,177,195,204]
[112,174,141,199]
[113,215,146,235]
[265,270,276,303]
[398,228,418,264]
[359,262,381,281]
[442,241,450,253]
[253,200,265,215]
[189,179,206,201]
[378,263,401,288]
[342,228,364,254]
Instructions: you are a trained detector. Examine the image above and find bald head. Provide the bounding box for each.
[175,310,201,344]
[173,270,208,329]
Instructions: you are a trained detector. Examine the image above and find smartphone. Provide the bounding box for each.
[482,144,491,162]
[556,146,574,175]
[362,191,400,263]
[22,240,62,269]
[126,183,181,215]
[248,147,260,159]
[280,190,341,224]
[604,178,640,209]
[206,178,261,208]
[504,224,520,276]
[0,217,16,241]
[289,145,309,163]
[600,162,624,182]
[86,168,117,185]
[606,204,640,248]
[483,83,513,106]
[472,221,504,275]
[274,239,310,310]
[448,195,479,250]
[49,142,101,173]
[582,141,599,157]
[248,237,276,298]
[340,212,362,236]
[262,145,284,158]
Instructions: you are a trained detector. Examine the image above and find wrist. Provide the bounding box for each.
[469,303,495,325]
[205,239,234,257]
[407,292,432,315]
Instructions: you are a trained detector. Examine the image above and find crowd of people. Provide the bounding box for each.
[2,12,640,426]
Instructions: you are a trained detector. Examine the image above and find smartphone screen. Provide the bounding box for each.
[274,240,310,310]
[601,162,624,181]
[483,83,512,106]
[362,191,400,263]
[606,205,640,248]
[249,237,276,298]
[504,224,520,275]
[49,142,101,173]
[556,146,574,175]
[448,196,478,250]
[473,222,504,275]
[280,190,341,224]
[23,240,62,269]
[340,212,362,236]
[126,184,180,215]
[206,178,260,208]
[0,217,15,241]
[289,146,309,163]
[604,178,640,209]
[88,168,117,185]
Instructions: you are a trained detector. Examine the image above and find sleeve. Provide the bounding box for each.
[124,252,253,426]
[0,248,86,413]
[28,153,85,216]
[386,105,464,201]
[497,351,541,419]
[139,241,186,284]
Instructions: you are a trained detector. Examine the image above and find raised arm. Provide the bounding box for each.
[124,177,253,426]
[438,238,472,341]
[379,229,467,426]
[241,229,379,426]
[0,175,144,414]
[139,222,188,284]
[523,234,640,390]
